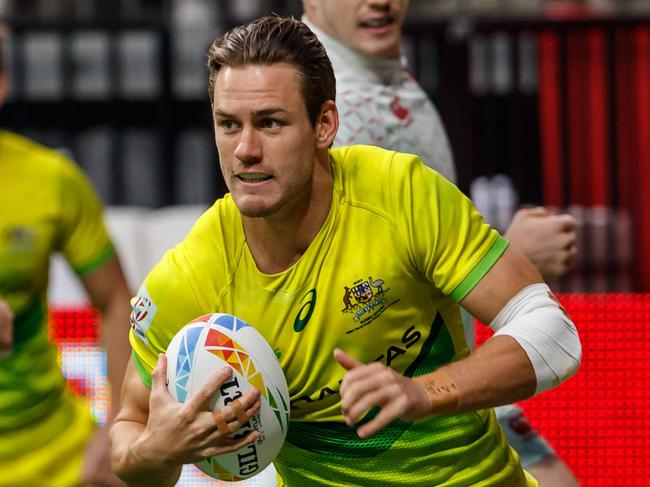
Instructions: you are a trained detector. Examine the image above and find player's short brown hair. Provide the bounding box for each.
[207,16,335,126]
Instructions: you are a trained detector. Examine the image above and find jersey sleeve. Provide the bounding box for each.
[127,205,233,388]
[128,245,205,388]
[56,155,114,276]
[389,152,508,302]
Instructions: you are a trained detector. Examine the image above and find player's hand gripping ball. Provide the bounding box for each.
[166,313,290,481]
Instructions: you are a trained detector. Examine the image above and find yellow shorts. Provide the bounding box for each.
[0,392,96,487]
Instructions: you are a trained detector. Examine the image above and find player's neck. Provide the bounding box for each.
[242,158,333,275]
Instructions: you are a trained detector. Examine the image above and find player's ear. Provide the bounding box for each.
[315,100,338,149]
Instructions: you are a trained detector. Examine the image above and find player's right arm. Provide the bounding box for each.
[110,354,261,486]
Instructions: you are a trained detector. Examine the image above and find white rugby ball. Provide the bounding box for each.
[166,313,290,481]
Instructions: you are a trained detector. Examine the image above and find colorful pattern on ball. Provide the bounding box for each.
[204,328,267,401]
[173,324,203,403]
[176,314,290,436]
[209,313,250,332]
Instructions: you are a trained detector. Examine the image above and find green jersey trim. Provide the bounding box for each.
[285,313,456,457]
[132,351,153,389]
[449,236,509,303]
[74,242,115,277]
[13,298,46,346]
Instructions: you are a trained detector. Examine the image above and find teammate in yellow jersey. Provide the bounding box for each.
[110,16,582,486]
[0,30,131,486]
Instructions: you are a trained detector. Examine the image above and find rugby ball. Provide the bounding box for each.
[166,313,290,481]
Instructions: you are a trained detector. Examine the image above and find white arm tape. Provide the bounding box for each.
[490,283,581,394]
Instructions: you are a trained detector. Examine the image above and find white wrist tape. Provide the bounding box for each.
[490,283,581,394]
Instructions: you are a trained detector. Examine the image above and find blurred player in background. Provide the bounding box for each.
[110,16,581,486]
[302,0,580,484]
[0,28,131,486]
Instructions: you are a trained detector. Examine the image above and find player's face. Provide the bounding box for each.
[306,0,409,58]
[212,64,323,219]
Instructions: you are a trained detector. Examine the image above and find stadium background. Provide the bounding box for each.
[1,0,648,485]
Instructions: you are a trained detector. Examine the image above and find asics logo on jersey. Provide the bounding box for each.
[293,289,316,332]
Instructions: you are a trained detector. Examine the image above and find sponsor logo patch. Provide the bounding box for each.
[129,286,157,344]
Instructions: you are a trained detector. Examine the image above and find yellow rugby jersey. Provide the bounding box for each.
[0,130,114,439]
[130,145,532,485]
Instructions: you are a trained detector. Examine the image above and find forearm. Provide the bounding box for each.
[110,420,182,487]
[102,298,132,415]
[82,255,132,417]
[416,335,536,414]
[418,283,581,415]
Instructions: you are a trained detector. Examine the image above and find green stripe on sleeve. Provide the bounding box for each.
[74,242,116,277]
[449,236,509,303]
[132,351,153,389]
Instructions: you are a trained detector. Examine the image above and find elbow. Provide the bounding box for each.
[108,428,124,478]
[489,283,583,395]
[108,421,132,481]
[495,305,583,395]
[533,312,582,394]
[559,324,582,383]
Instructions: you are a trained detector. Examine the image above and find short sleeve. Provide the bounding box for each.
[128,247,205,388]
[389,153,508,302]
[56,156,114,276]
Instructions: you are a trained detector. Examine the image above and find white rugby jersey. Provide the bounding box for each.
[304,17,457,183]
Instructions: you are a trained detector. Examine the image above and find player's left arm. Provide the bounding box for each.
[79,254,132,487]
[336,245,581,438]
[81,253,132,419]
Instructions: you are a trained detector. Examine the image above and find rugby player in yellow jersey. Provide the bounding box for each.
[302,1,580,485]
[0,30,131,486]
[110,16,581,486]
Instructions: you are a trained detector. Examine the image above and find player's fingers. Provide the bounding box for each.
[212,398,252,435]
[556,213,577,231]
[212,409,234,436]
[225,388,262,424]
[551,231,577,257]
[185,366,233,414]
[356,398,408,439]
[340,361,385,396]
[560,230,577,249]
[206,401,261,445]
[200,430,260,458]
[340,372,382,413]
[150,354,170,397]
[564,245,578,268]
[211,393,261,436]
[525,206,550,217]
[344,387,392,425]
[333,348,363,371]
[231,397,255,423]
